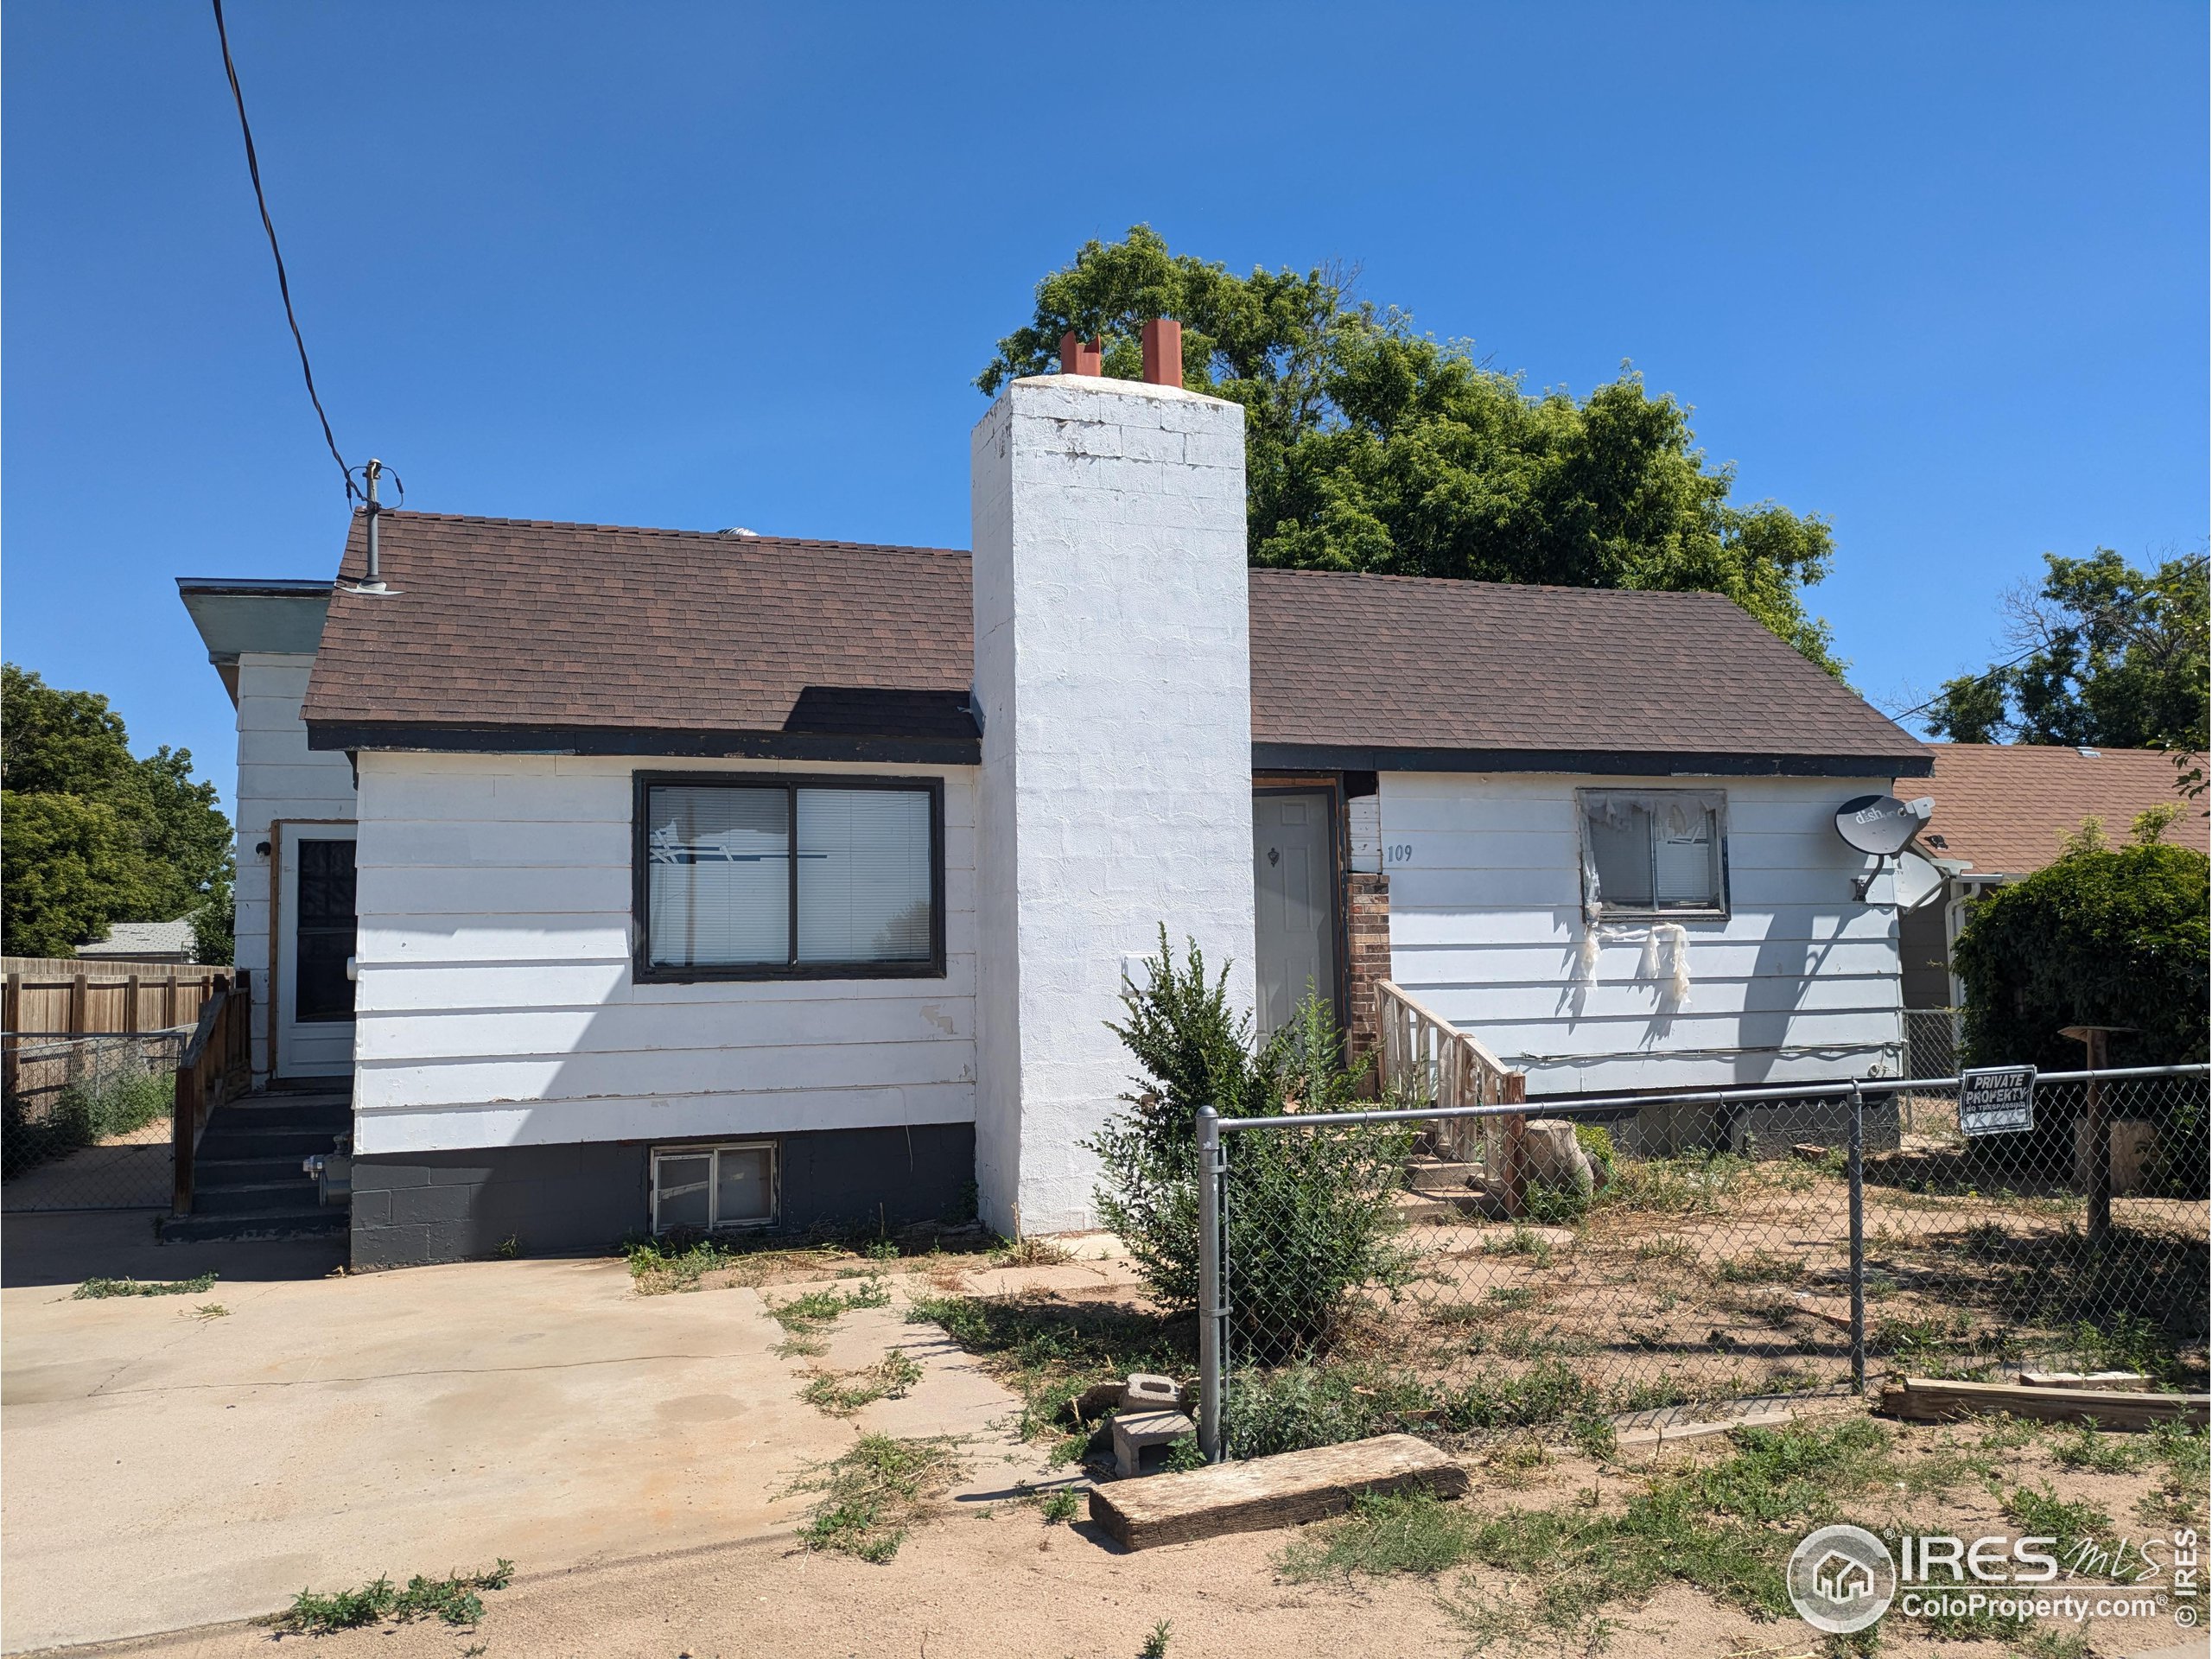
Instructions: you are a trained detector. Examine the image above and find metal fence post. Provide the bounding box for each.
[1196,1105,1225,1463]
[1847,1080,1866,1395]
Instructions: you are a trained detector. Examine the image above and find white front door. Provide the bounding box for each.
[276,823,358,1078]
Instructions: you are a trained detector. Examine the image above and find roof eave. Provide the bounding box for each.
[1250,743,1935,779]
[305,720,982,767]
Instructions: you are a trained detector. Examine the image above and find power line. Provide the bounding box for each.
[210,0,353,501]
[1883,552,2212,729]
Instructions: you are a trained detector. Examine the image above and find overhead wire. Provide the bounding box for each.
[210,0,354,502]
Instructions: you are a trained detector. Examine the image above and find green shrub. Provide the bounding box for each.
[1956,841,2207,1070]
[3,1062,174,1179]
[1955,840,2209,1187]
[1089,932,1413,1353]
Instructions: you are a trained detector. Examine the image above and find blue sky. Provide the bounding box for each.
[6,2,2204,811]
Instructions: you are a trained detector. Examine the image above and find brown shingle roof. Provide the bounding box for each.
[302,511,1927,773]
[302,513,977,753]
[1249,569,1923,772]
[1916,744,2209,875]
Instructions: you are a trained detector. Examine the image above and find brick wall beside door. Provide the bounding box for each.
[1344,870,1390,1078]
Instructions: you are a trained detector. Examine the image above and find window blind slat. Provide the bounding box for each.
[796,788,932,963]
[645,785,791,967]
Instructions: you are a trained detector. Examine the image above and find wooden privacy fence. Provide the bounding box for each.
[171,973,252,1217]
[3,958,227,1042]
[1376,977,1531,1215]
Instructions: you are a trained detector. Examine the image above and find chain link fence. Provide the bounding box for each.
[1195,1063,2211,1461]
[1901,1007,1961,1082]
[3,1031,188,1212]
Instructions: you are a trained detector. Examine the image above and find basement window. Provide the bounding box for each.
[652,1142,778,1233]
[1579,790,1729,919]
[635,773,944,981]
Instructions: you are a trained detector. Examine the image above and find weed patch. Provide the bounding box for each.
[1277,1489,1479,1580]
[73,1272,217,1300]
[786,1435,964,1563]
[1416,1420,1904,1650]
[988,1235,1073,1268]
[799,1350,925,1415]
[905,1291,1191,1442]
[766,1279,893,1355]
[1035,1486,1082,1524]
[2050,1421,2148,1475]
[271,1561,513,1634]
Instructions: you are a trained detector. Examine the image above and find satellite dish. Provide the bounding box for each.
[1894,849,1945,911]
[1835,794,1934,857]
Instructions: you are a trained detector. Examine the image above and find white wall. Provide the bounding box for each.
[348,752,977,1154]
[1383,772,1904,1095]
[232,652,357,1079]
[969,374,1255,1233]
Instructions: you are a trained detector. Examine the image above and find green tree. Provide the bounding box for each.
[1,664,233,957]
[1924,550,2210,754]
[980,226,1843,673]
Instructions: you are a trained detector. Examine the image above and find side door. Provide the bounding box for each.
[1253,789,1339,1039]
[276,823,358,1078]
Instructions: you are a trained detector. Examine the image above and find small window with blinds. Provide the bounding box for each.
[635,773,944,980]
[1578,790,1729,919]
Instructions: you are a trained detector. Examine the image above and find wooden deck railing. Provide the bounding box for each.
[171,972,251,1217]
[1376,978,1531,1215]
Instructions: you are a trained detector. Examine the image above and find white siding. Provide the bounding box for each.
[349,752,978,1155]
[1384,772,1904,1096]
[232,652,356,1079]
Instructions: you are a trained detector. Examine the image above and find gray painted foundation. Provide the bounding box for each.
[1599,1093,1904,1160]
[350,1122,976,1268]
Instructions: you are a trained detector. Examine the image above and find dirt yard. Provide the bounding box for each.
[60,1400,2207,1659]
[29,1229,2206,1659]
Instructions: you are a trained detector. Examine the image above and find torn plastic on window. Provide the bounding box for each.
[1574,789,1723,997]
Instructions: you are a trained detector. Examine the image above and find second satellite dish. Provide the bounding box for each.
[1893,848,1945,910]
[1835,794,1935,856]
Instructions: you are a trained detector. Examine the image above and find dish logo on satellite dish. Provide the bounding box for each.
[1834,794,1936,856]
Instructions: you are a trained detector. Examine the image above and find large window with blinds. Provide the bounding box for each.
[633,773,944,980]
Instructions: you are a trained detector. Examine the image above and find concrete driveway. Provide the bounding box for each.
[2,1212,1034,1652]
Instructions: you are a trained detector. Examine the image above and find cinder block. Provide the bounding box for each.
[1113,1409,1198,1478]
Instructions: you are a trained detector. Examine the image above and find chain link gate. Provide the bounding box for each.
[1197,1063,2211,1463]
[2,1032,190,1212]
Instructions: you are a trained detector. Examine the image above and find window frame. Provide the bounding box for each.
[1575,788,1732,922]
[650,1141,780,1234]
[632,770,947,983]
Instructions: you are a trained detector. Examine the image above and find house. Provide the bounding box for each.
[1900,742,2208,1009]
[179,342,1929,1266]
[76,918,198,965]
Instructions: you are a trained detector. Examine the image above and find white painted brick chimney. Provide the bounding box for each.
[969,372,1256,1235]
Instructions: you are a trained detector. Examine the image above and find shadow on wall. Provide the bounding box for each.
[347,908,978,1267]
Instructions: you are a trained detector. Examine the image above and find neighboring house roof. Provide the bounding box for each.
[299,510,1929,776]
[78,919,197,960]
[1914,743,2208,876]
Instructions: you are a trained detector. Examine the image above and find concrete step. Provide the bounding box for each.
[195,1154,315,1185]
[192,1179,329,1217]
[211,1099,352,1132]
[158,1207,347,1243]
[1404,1160,1484,1194]
[196,1125,346,1160]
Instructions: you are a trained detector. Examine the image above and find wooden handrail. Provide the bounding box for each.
[171,970,251,1217]
[1376,978,1531,1216]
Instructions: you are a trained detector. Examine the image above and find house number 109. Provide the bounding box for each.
[1385,842,1414,866]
